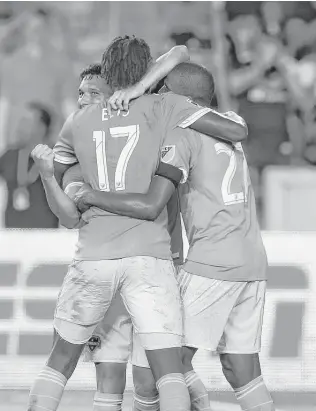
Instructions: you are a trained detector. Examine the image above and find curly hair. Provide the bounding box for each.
[101,35,152,90]
[79,63,102,81]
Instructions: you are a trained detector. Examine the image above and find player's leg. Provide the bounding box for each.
[27,260,117,411]
[92,363,127,411]
[28,334,85,411]
[120,257,190,411]
[133,366,159,411]
[82,293,133,411]
[178,270,240,411]
[131,334,159,411]
[181,346,211,411]
[218,280,275,411]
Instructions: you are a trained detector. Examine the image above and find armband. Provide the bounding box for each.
[155,162,182,188]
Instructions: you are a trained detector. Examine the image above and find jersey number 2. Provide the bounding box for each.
[215,142,248,205]
[93,125,139,191]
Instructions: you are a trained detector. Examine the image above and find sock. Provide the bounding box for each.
[156,373,190,411]
[234,375,275,411]
[133,393,160,411]
[184,370,211,411]
[27,366,67,411]
[93,392,123,411]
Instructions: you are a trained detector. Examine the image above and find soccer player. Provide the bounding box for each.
[76,62,180,411]
[77,62,274,411]
[28,36,246,411]
[32,55,184,411]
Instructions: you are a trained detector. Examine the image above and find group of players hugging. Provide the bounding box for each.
[28,35,273,411]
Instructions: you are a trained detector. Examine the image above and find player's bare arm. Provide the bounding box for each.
[107,45,189,112]
[109,89,247,143]
[31,144,81,228]
[187,108,248,142]
[74,163,182,221]
[108,58,248,144]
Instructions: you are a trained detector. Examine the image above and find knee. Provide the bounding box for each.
[96,363,127,394]
[133,366,158,397]
[181,346,196,373]
[220,353,261,389]
[220,354,238,388]
[47,336,84,380]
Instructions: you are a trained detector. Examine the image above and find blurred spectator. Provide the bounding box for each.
[0,8,77,155]
[226,15,289,171]
[0,102,58,228]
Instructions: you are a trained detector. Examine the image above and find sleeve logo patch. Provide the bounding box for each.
[161,145,175,163]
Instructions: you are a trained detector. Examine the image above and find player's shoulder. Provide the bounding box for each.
[139,93,161,101]
[74,103,103,118]
[133,93,162,108]
[128,94,163,119]
[72,103,104,125]
[161,92,203,108]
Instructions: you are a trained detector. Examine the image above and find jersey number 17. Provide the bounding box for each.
[93,125,139,191]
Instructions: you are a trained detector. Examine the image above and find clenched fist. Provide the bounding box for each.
[73,183,94,213]
[31,144,55,180]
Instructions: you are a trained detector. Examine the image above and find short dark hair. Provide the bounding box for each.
[166,62,215,103]
[79,63,102,81]
[101,35,152,90]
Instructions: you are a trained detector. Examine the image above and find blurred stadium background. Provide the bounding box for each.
[1,1,316,410]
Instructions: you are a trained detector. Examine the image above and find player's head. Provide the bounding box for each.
[78,63,112,108]
[162,62,215,106]
[101,35,152,90]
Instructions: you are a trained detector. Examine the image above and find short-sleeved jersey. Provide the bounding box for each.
[62,163,184,265]
[160,112,267,282]
[54,93,207,261]
[62,163,84,195]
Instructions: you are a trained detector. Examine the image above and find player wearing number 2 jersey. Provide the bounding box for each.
[90,62,273,411]
[162,65,274,411]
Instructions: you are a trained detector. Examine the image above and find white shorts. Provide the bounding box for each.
[82,292,132,363]
[131,331,151,368]
[178,270,266,353]
[54,257,183,349]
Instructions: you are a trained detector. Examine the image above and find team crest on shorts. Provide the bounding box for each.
[161,145,175,163]
[87,335,101,352]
